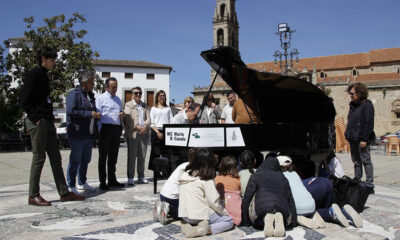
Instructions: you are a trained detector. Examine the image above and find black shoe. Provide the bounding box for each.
[366,185,375,194]
[99,182,109,190]
[369,188,375,194]
[109,181,125,188]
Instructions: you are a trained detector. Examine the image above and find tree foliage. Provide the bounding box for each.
[0,12,103,132]
[0,45,23,132]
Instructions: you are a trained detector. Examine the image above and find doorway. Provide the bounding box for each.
[147,91,154,107]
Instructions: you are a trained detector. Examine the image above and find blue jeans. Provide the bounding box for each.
[303,177,334,222]
[160,194,179,218]
[67,138,93,187]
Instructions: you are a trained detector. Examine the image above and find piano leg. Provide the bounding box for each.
[153,171,158,194]
[310,153,324,177]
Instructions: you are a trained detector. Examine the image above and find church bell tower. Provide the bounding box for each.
[211,0,239,86]
[213,0,239,50]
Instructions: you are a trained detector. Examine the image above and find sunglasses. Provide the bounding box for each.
[133,92,142,95]
[349,92,355,96]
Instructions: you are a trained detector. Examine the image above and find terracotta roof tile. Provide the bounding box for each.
[247,48,400,72]
[92,59,172,70]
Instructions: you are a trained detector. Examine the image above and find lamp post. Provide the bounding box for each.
[273,23,300,75]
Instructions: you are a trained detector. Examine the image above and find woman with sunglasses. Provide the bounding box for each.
[149,90,173,174]
[179,96,194,114]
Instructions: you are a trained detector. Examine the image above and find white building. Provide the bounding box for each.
[93,59,172,107]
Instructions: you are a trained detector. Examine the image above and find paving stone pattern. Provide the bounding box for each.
[0,149,399,239]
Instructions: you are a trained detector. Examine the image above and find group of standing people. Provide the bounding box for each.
[20,47,179,205]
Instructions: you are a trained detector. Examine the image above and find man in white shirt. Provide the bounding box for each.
[95,77,125,190]
[221,91,237,124]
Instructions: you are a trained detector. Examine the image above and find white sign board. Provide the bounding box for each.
[165,127,190,147]
[188,128,225,147]
[226,127,245,147]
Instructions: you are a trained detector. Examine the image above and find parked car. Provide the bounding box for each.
[0,132,26,152]
[56,122,69,148]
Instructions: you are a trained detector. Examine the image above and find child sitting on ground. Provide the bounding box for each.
[215,155,242,225]
[179,148,233,238]
[277,155,326,229]
[238,150,256,196]
[153,148,196,225]
[242,155,297,237]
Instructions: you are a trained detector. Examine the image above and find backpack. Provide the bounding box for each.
[330,176,370,213]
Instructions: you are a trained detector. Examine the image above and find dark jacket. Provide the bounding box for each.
[20,66,54,123]
[345,99,375,142]
[66,85,96,139]
[241,156,297,228]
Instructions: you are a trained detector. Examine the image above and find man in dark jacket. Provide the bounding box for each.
[242,156,297,237]
[66,71,100,194]
[345,82,375,190]
[21,47,84,206]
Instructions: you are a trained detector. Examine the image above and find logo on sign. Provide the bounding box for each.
[192,133,200,139]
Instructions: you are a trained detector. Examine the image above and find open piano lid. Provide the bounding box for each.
[200,46,336,123]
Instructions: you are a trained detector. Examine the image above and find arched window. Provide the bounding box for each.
[352,69,358,76]
[220,4,226,17]
[320,72,325,78]
[217,29,224,46]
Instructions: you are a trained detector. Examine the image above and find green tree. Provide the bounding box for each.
[0,12,103,132]
[0,45,24,132]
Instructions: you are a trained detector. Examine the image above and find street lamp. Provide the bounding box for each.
[273,23,300,75]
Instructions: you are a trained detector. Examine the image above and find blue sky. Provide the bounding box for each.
[1,0,399,103]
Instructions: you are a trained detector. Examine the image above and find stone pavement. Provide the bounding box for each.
[0,146,399,239]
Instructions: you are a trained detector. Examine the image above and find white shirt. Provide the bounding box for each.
[328,157,345,179]
[206,106,212,118]
[171,111,189,124]
[160,162,189,199]
[134,101,145,126]
[221,104,234,123]
[150,106,173,129]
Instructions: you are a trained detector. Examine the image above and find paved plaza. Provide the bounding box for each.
[0,145,399,239]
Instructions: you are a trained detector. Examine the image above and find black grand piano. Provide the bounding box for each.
[161,46,336,182]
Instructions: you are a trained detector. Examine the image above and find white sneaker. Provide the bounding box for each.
[312,212,326,228]
[343,204,363,228]
[273,212,285,237]
[127,178,135,186]
[77,183,96,192]
[181,220,209,238]
[68,187,81,195]
[263,213,274,237]
[330,204,349,228]
[159,201,170,225]
[137,178,149,184]
[297,215,319,229]
[153,200,161,222]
